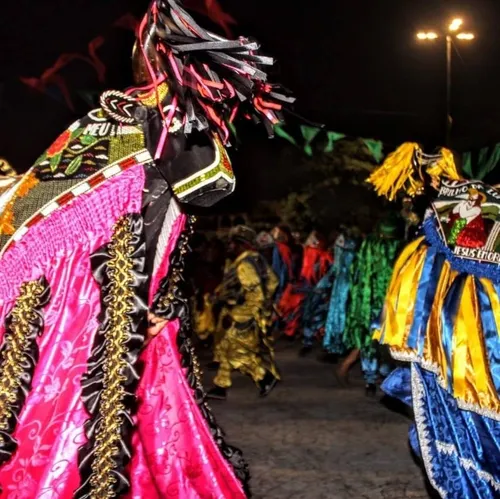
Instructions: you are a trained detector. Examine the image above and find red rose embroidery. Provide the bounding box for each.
[46,129,71,158]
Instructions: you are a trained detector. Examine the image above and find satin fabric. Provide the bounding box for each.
[380,367,420,458]
[302,263,336,347]
[0,243,115,497]
[381,366,413,407]
[279,246,332,338]
[412,364,500,499]
[377,216,500,498]
[323,238,357,354]
[128,320,245,498]
[271,242,292,303]
[0,166,245,497]
[0,169,144,498]
[375,228,500,417]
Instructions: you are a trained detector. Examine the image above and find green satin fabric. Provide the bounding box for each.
[344,235,402,352]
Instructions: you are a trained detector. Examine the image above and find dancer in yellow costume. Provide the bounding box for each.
[207,226,280,399]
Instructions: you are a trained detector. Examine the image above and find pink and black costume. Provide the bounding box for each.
[0,1,292,496]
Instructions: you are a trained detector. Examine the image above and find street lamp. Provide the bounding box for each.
[416,18,476,146]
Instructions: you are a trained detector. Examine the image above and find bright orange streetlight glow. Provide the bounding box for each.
[417,32,439,40]
[456,33,475,40]
[449,18,463,32]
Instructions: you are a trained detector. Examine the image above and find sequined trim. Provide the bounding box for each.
[411,365,448,498]
[137,82,170,107]
[424,216,500,283]
[171,136,234,199]
[435,441,500,492]
[391,350,500,422]
[0,277,50,467]
[76,214,148,498]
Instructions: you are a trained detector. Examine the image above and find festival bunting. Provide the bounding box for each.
[275,124,385,163]
[276,122,500,179]
[462,143,500,180]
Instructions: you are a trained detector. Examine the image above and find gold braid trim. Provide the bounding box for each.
[88,217,134,498]
[0,278,49,447]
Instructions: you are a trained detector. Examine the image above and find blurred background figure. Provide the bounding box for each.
[323,229,358,358]
[207,226,281,400]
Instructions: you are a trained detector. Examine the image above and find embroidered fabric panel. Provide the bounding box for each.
[412,364,500,499]
[431,179,500,266]
[0,177,80,251]
[0,151,151,257]
[33,109,144,181]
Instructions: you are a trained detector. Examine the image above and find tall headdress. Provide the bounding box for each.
[129,0,294,145]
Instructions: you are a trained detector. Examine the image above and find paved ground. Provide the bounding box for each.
[201,340,430,499]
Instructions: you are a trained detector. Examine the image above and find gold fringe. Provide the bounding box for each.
[426,147,461,182]
[367,142,422,201]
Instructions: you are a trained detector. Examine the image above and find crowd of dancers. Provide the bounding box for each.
[0,0,497,497]
[189,219,405,398]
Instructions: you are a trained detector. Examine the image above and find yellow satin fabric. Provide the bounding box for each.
[192,294,215,341]
[376,238,500,416]
[213,251,280,388]
[374,237,425,357]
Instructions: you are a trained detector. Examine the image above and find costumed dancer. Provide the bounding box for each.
[207,226,280,400]
[371,143,499,498]
[256,230,275,264]
[0,1,293,496]
[270,225,295,303]
[323,231,357,356]
[300,254,336,355]
[280,230,332,339]
[338,219,403,393]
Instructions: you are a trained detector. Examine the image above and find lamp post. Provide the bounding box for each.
[416,18,475,146]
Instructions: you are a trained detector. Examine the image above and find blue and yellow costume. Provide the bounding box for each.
[370,144,500,498]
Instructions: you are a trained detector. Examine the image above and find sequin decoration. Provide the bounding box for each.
[172,136,234,201]
[0,173,39,238]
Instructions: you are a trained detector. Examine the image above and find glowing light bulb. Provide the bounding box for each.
[417,32,439,40]
[457,33,475,40]
[449,18,463,32]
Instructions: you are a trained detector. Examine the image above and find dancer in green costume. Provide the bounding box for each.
[336,218,403,394]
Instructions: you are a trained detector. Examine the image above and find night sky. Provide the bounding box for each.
[2,0,500,206]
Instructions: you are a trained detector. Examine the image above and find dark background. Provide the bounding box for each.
[1,0,500,212]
